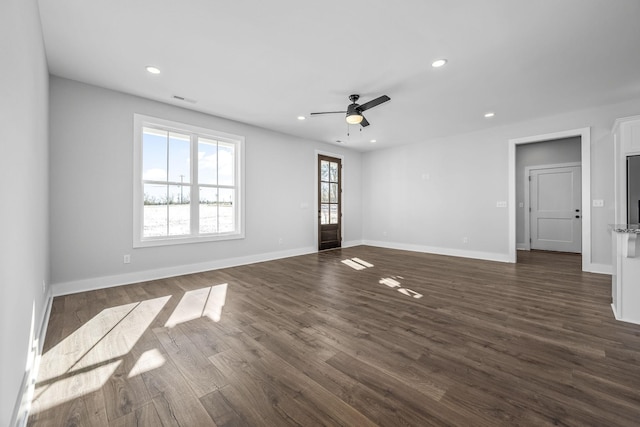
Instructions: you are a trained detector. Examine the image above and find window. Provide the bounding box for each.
[133,114,244,247]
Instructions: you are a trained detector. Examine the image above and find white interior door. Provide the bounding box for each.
[530,165,582,253]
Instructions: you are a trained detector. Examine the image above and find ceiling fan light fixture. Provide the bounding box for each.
[346,112,363,124]
[346,103,363,124]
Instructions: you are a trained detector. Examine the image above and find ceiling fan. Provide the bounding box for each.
[310,94,390,127]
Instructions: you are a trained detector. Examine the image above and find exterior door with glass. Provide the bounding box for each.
[318,155,341,250]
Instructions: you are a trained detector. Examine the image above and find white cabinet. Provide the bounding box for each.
[611,228,640,323]
[611,116,640,324]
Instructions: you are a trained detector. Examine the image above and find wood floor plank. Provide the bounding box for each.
[109,402,163,427]
[139,356,216,426]
[199,389,248,427]
[153,326,227,397]
[29,247,640,426]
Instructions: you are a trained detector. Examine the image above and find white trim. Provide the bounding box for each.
[11,288,53,427]
[589,263,613,275]
[314,150,346,251]
[342,239,364,248]
[362,240,512,263]
[611,303,640,325]
[52,246,316,296]
[508,127,592,271]
[523,162,581,252]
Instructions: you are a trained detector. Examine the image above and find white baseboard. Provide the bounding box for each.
[342,240,364,248]
[585,263,612,275]
[516,243,529,251]
[52,246,317,296]
[361,240,512,263]
[11,286,53,427]
[611,303,640,325]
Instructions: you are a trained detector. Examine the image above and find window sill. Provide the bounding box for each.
[133,232,245,248]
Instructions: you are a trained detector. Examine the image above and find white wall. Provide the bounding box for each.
[0,0,50,425]
[362,98,640,267]
[49,77,362,293]
[515,137,582,245]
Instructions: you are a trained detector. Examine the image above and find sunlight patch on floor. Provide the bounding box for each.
[128,348,166,378]
[341,258,374,270]
[31,296,170,413]
[165,283,228,327]
[379,276,423,299]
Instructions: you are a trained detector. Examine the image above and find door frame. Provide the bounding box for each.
[523,162,581,251]
[508,127,591,271]
[314,150,345,251]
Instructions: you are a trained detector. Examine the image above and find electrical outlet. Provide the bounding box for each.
[592,199,604,207]
[123,254,131,264]
[278,238,283,245]
[463,237,469,244]
[496,201,507,208]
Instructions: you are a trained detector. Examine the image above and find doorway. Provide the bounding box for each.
[526,163,582,253]
[508,127,592,271]
[318,154,342,250]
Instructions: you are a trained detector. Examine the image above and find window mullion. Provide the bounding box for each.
[165,131,170,237]
[216,141,220,233]
[191,134,199,236]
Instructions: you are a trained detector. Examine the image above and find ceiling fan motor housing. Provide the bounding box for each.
[347,103,360,115]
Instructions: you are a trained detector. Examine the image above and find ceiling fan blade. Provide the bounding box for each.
[310,111,347,116]
[360,116,370,127]
[358,95,390,112]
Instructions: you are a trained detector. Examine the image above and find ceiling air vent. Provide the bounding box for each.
[172,95,197,104]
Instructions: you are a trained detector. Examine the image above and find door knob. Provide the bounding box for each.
[575,215,581,218]
[575,209,580,212]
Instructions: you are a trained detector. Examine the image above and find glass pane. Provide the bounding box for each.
[330,204,338,224]
[168,132,190,183]
[218,188,235,232]
[142,127,167,182]
[329,162,338,182]
[198,138,217,185]
[218,141,235,186]
[330,183,338,203]
[321,182,329,203]
[167,184,190,205]
[199,187,218,234]
[321,204,330,225]
[321,160,329,182]
[143,183,167,237]
[168,185,190,235]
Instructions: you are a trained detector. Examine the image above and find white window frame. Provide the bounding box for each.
[133,114,245,247]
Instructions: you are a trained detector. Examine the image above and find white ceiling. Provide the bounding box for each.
[38,0,640,151]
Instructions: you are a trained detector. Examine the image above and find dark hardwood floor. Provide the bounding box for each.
[28,246,640,426]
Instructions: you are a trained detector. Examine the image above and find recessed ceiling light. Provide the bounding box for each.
[370,139,377,143]
[297,116,306,120]
[484,112,496,118]
[431,59,447,68]
[145,66,161,74]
